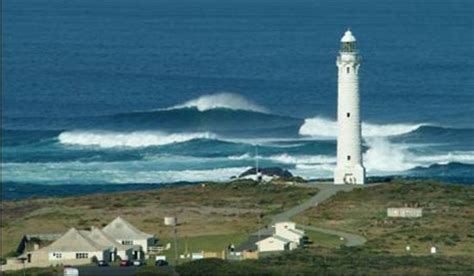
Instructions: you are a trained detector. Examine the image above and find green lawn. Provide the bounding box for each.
[305,230,345,248]
[149,233,248,265]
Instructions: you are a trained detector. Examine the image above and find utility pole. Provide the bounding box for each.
[173,223,179,265]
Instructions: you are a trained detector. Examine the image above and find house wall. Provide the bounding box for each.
[117,238,150,253]
[275,229,302,244]
[257,238,287,252]
[1,257,91,272]
[47,250,107,262]
[242,251,259,260]
[117,248,133,260]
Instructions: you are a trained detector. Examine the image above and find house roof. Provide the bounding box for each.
[288,228,304,236]
[256,235,292,245]
[235,234,271,252]
[37,228,105,253]
[87,228,130,251]
[102,217,153,240]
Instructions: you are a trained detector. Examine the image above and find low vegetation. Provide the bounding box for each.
[1,180,317,257]
[2,179,473,274]
[295,180,474,256]
[137,246,474,275]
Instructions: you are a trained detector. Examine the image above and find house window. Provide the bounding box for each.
[346,67,350,74]
[122,240,133,245]
[76,253,89,259]
[347,155,351,161]
[52,252,62,259]
[346,112,350,118]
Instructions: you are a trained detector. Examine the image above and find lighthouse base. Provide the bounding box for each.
[334,165,366,185]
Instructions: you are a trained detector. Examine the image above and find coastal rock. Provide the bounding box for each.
[238,167,293,179]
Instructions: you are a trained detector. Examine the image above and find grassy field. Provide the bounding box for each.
[153,232,248,265]
[2,179,473,274]
[295,180,474,256]
[1,180,318,258]
[305,230,345,248]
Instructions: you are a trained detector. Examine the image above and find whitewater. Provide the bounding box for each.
[2,93,473,185]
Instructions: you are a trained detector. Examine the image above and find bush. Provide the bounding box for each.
[176,258,229,275]
[175,258,273,276]
[137,267,174,276]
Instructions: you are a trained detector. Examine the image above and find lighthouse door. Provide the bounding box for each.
[343,174,354,184]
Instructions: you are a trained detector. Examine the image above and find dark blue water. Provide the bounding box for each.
[2,0,473,188]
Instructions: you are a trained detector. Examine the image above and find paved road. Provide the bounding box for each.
[260,182,370,247]
[272,183,357,224]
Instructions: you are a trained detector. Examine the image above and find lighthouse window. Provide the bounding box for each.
[346,67,350,74]
[346,112,350,118]
[347,155,351,161]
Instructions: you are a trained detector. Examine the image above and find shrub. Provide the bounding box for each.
[176,258,230,275]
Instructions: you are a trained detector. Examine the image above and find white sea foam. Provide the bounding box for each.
[227,153,336,165]
[1,161,250,184]
[228,153,252,160]
[363,138,418,172]
[58,131,217,148]
[169,92,267,113]
[299,117,422,138]
[266,154,336,165]
[413,151,474,165]
[363,138,474,173]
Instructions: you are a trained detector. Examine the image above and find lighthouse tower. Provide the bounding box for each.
[334,29,366,185]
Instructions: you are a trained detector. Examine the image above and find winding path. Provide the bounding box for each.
[269,183,368,247]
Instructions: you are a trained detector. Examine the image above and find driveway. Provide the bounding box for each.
[255,182,372,247]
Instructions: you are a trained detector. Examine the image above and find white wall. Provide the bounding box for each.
[256,237,287,252]
[334,49,366,185]
[274,222,303,245]
[387,208,422,218]
[47,251,106,262]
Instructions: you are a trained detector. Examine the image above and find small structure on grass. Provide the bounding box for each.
[256,221,305,253]
[387,207,422,218]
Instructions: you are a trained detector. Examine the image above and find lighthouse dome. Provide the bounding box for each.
[341,30,356,43]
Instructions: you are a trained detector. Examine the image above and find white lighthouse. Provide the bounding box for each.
[334,29,366,185]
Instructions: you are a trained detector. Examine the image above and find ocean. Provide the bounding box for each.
[2,0,473,192]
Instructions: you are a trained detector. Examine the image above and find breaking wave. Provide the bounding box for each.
[265,154,336,165]
[363,137,474,173]
[167,92,268,113]
[58,131,217,148]
[299,117,423,138]
[1,161,251,184]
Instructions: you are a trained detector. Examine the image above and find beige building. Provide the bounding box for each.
[256,236,294,252]
[387,207,422,218]
[102,216,155,258]
[1,216,155,271]
[255,221,305,253]
[274,222,305,245]
[86,227,133,261]
[3,228,111,271]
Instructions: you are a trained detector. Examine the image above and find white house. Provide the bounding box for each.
[1,217,156,271]
[255,221,305,253]
[274,222,305,245]
[18,228,111,269]
[256,236,293,252]
[86,227,133,261]
[102,216,155,258]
